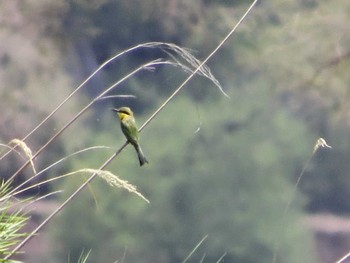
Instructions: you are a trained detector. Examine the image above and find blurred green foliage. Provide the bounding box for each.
[53,92,315,262]
[1,0,350,262]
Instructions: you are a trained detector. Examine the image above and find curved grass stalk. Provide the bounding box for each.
[5,144,126,260]
[9,139,36,175]
[97,94,136,101]
[0,144,23,157]
[24,191,62,208]
[9,174,74,199]
[3,146,111,201]
[62,169,149,203]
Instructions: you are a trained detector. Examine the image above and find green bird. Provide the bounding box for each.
[112,107,149,166]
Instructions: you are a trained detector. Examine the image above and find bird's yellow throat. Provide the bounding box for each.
[117,112,129,121]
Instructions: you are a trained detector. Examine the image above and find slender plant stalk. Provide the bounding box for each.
[335,251,350,263]
[215,252,227,263]
[5,0,259,259]
[77,249,91,263]
[182,235,208,263]
[272,138,332,263]
[4,146,110,199]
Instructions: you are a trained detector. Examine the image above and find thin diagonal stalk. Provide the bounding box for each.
[4,146,110,200]
[11,171,81,198]
[182,235,208,263]
[215,253,227,263]
[5,1,258,259]
[0,144,23,158]
[335,251,350,263]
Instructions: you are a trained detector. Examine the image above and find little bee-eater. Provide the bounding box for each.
[112,107,149,166]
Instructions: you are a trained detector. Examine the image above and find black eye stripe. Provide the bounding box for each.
[119,110,130,115]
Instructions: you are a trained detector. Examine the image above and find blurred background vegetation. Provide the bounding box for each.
[1,0,350,262]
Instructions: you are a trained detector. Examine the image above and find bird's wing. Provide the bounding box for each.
[121,118,139,144]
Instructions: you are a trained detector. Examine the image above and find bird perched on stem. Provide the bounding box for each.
[112,107,149,166]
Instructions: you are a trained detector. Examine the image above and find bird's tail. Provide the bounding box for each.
[134,143,149,166]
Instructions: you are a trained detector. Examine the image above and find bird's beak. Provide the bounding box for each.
[111,108,119,113]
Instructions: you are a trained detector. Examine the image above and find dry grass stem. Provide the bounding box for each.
[215,253,227,263]
[182,235,208,263]
[9,139,36,175]
[6,146,111,199]
[335,251,350,263]
[98,95,137,101]
[159,43,226,97]
[65,169,149,204]
[273,137,332,263]
[0,143,22,157]
[313,137,332,154]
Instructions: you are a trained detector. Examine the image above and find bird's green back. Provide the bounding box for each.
[121,116,139,145]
